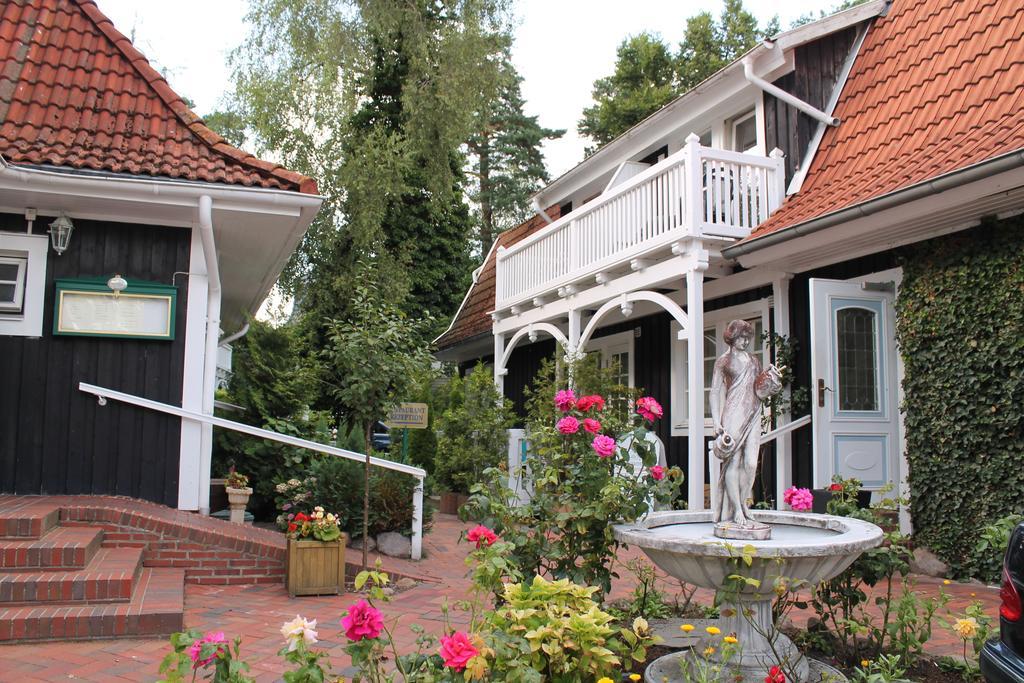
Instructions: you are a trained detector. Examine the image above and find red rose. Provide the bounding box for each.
[829,483,843,492]
[765,665,786,683]
[576,395,606,412]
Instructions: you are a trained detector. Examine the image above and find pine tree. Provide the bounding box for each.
[467,59,564,253]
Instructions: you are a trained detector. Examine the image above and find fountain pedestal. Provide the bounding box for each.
[614,510,882,683]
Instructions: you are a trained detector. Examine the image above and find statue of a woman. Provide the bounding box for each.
[709,320,782,538]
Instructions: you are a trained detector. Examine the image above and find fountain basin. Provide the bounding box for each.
[614,510,883,597]
[614,510,883,682]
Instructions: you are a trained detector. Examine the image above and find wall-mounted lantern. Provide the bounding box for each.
[106,274,127,298]
[48,213,74,255]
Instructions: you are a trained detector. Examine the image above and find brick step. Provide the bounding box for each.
[0,567,184,642]
[0,501,60,540]
[0,526,104,570]
[0,547,143,605]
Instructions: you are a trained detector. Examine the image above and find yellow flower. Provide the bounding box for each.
[680,624,695,633]
[861,659,870,667]
[632,617,650,636]
[705,626,721,635]
[630,675,642,682]
[953,617,979,640]
[723,635,738,644]
[971,593,977,597]
[703,646,716,657]
[597,679,614,683]
[943,579,951,585]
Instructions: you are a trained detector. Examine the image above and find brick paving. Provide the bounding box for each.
[0,512,1002,682]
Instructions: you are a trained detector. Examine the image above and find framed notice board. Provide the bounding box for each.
[53,278,177,340]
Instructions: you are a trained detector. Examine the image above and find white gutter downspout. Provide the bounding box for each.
[220,322,250,347]
[743,57,840,127]
[531,197,554,225]
[198,195,219,516]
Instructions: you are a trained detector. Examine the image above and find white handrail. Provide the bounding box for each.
[78,382,426,560]
[759,414,812,445]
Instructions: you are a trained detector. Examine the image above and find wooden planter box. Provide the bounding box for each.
[286,536,347,597]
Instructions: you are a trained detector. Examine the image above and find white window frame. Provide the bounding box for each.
[0,255,27,313]
[730,109,759,154]
[585,330,635,388]
[0,232,49,337]
[670,299,771,436]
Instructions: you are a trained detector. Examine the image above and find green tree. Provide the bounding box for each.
[228,0,510,306]
[791,0,870,28]
[201,109,247,148]
[322,280,435,568]
[577,33,678,152]
[467,58,564,252]
[578,0,777,150]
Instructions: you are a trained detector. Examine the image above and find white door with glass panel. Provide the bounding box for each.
[809,279,899,491]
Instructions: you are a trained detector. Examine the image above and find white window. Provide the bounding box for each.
[0,256,26,313]
[585,330,635,387]
[731,110,758,154]
[0,232,49,337]
[670,301,771,436]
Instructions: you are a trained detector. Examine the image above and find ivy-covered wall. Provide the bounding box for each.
[896,217,1024,575]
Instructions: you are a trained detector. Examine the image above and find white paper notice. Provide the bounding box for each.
[59,291,171,337]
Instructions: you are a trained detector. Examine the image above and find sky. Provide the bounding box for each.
[95,0,832,179]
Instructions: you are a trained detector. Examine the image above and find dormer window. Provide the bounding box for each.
[731,110,758,153]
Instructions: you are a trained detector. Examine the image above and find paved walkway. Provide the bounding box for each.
[0,513,1000,682]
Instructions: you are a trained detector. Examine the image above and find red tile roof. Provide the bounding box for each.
[743,0,1024,244]
[0,0,317,194]
[436,205,561,350]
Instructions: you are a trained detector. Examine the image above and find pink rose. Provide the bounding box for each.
[582,418,602,434]
[636,396,663,422]
[650,465,665,481]
[592,435,616,458]
[557,416,580,434]
[576,394,606,411]
[187,631,227,669]
[554,389,576,412]
[440,631,479,672]
[466,524,498,548]
[783,486,813,512]
[340,600,384,641]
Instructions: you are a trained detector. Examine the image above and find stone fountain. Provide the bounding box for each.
[613,321,883,683]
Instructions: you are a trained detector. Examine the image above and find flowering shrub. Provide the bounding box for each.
[674,622,742,683]
[286,505,343,542]
[158,629,252,682]
[464,357,682,596]
[782,486,813,512]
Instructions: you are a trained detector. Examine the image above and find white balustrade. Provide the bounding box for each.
[496,142,784,310]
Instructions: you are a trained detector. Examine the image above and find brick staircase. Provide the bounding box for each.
[0,498,184,641]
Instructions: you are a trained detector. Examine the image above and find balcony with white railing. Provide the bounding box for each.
[495,136,785,312]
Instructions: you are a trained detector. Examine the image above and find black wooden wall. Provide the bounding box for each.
[764,27,859,185]
[0,213,190,506]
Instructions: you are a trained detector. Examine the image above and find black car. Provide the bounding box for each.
[981,522,1024,682]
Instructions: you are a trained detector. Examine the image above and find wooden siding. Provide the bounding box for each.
[0,213,190,506]
[764,27,859,186]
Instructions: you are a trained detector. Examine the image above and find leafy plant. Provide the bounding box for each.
[158,629,253,683]
[621,558,671,620]
[224,467,249,490]
[434,364,512,494]
[974,512,1024,583]
[896,218,1024,578]
[849,654,912,683]
[463,356,682,597]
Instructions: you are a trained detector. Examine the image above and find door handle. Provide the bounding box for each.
[817,379,832,407]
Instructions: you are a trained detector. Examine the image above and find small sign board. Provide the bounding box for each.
[53,278,177,340]
[385,402,428,429]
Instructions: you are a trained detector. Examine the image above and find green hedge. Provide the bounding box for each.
[896,218,1024,576]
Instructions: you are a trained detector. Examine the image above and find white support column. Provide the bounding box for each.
[178,227,207,511]
[686,252,709,510]
[493,332,506,395]
[411,477,424,560]
[567,308,581,388]
[684,134,703,237]
[772,273,795,509]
